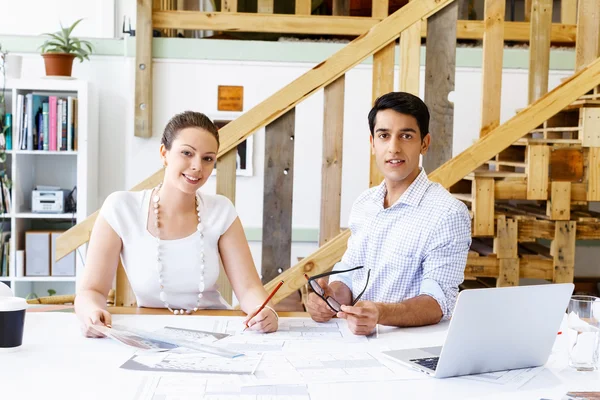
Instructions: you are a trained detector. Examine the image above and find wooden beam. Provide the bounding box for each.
[494,180,587,201]
[577,220,600,239]
[552,221,576,283]
[528,0,552,104]
[261,109,295,284]
[152,12,577,44]
[372,0,388,18]
[472,178,495,236]
[526,144,549,199]
[215,148,237,304]
[494,216,518,259]
[370,0,392,188]
[423,0,457,173]
[135,0,153,138]
[575,0,600,70]
[320,76,344,246]
[257,0,274,14]
[525,0,532,21]
[479,0,505,137]
[57,0,451,261]
[370,42,395,187]
[221,0,237,12]
[265,229,350,305]
[295,0,311,15]
[428,57,600,190]
[115,260,137,307]
[587,147,600,201]
[519,219,555,241]
[561,0,577,24]
[333,0,350,16]
[399,0,421,95]
[520,256,554,280]
[547,181,571,220]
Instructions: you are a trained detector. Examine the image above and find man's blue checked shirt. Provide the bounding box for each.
[329,168,472,319]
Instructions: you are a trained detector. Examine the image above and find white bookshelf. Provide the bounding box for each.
[0,78,98,299]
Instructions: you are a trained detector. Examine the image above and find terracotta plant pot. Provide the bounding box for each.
[42,53,76,77]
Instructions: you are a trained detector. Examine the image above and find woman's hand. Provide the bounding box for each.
[79,308,113,338]
[243,306,278,333]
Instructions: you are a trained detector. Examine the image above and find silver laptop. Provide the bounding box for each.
[382,283,574,378]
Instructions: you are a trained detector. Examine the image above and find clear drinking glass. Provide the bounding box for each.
[567,295,600,371]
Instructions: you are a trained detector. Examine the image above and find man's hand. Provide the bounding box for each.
[337,301,379,335]
[305,278,336,322]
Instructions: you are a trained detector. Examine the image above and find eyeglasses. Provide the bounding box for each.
[304,266,371,313]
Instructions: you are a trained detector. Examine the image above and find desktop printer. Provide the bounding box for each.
[32,188,66,213]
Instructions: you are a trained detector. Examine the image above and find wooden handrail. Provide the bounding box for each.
[264,56,600,304]
[152,11,576,44]
[55,0,455,260]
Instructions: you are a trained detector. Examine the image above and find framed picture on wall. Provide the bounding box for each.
[211,118,253,177]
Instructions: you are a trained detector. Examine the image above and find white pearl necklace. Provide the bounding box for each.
[153,184,205,315]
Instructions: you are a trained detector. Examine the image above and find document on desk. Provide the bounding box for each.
[250,351,399,385]
[223,318,367,343]
[121,347,262,374]
[460,366,545,389]
[136,375,310,400]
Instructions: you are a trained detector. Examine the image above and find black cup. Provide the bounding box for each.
[0,297,27,350]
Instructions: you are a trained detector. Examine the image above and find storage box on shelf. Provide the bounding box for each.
[451,88,600,287]
[0,78,97,299]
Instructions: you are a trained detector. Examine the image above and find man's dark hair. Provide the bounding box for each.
[368,92,430,140]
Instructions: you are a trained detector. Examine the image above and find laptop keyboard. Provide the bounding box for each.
[410,357,439,371]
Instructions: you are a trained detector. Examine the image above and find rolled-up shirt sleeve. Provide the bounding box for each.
[419,206,472,320]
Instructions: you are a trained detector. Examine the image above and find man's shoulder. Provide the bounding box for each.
[423,181,470,216]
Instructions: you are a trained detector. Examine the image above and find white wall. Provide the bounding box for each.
[0,0,116,38]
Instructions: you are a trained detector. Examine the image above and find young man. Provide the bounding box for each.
[306,92,471,335]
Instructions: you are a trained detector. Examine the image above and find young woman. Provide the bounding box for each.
[75,111,278,335]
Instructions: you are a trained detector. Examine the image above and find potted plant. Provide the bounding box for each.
[39,19,93,77]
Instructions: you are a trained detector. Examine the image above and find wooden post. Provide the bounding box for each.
[588,147,600,201]
[261,109,295,283]
[479,0,505,137]
[552,221,576,283]
[257,0,274,13]
[399,0,421,96]
[115,260,137,307]
[320,76,345,246]
[370,0,394,188]
[561,0,577,24]
[547,181,571,220]
[296,0,311,15]
[575,0,600,71]
[221,0,237,12]
[215,149,237,304]
[524,0,532,21]
[494,216,519,287]
[423,0,458,172]
[134,0,153,139]
[332,0,350,16]
[528,0,552,104]
[526,144,549,200]
[472,178,495,237]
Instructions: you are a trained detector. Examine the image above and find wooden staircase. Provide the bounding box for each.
[56,0,600,306]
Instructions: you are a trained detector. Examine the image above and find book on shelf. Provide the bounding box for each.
[0,231,10,277]
[15,93,78,152]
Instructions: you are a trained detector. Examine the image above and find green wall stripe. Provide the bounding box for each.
[0,35,575,70]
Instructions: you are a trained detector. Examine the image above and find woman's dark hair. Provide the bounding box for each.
[161,111,219,150]
[368,92,430,141]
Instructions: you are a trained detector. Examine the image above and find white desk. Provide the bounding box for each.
[2,311,599,400]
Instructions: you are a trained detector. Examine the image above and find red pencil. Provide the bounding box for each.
[244,280,284,329]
